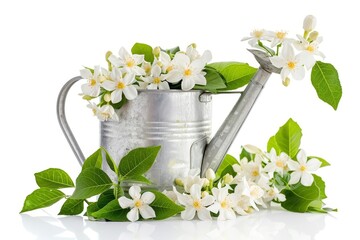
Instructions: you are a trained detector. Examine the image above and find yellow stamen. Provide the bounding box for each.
[306,45,315,52]
[287,61,296,69]
[252,170,259,177]
[126,59,135,68]
[220,201,228,209]
[193,200,201,210]
[90,79,97,86]
[153,77,161,84]
[300,165,307,172]
[166,65,173,73]
[276,160,284,168]
[276,31,286,39]
[117,81,125,89]
[184,69,192,76]
[253,30,263,38]
[135,200,143,208]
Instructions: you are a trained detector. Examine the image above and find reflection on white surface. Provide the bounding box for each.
[20,208,328,240]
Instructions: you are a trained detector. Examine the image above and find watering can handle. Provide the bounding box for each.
[56,76,85,166]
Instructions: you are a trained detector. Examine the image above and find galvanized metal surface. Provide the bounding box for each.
[101,90,212,189]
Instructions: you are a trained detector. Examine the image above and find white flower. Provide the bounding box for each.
[175,184,214,221]
[303,15,317,32]
[109,47,146,75]
[263,186,286,203]
[97,104,118,121]
[80,66,101,97]
[241,155,268,182]
[119,186,156,222]
[243,144,263,155]
[185,44,212,63]
[207,185,236,220]
[159,51,174,74]
[141,61,152,76]
[241,29,271,46]
[237,177,265,211]
[295,35,325,69]
[165,53,207,91]
[181,169,206,193]
[268,30,290,47]
[87,102,99,116]
[263,148,290,177]
[102,68,138,103]
[141,65,170,90]
[270,43,305,81]
[288,149,322,186]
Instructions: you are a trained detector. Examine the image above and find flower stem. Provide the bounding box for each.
[276,44,282,56]
[258,40,274,56]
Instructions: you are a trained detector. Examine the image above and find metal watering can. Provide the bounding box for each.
[57,50,280,189]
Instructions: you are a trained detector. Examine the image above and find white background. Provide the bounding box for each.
[1,0,359,239]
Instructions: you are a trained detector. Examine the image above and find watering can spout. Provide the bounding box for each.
[200,49,281,177]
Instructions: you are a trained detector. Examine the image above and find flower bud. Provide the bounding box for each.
[308,31,319,42]
[303,15,317,32]
[190,43,197,49]
[153,46,161,58]
[282,77,290,87]
[203,178,210,188]
[205,168,216,181]
[105,51,113,62]
[233,164,241,173]
[201,191,209,198]
[223,174,234,184]
[104,93,111,103]
[175,178,183,187]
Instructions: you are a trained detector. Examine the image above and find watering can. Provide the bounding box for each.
[57,50,280,190]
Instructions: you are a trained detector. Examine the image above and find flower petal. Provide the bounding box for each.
[119,197,134,208]
[289,171,301,185]
[123,73,136,85]
[159,81,170,90]
[190,184,201,200]
[129,186,141,200]
[139,205,156,219]
[291,66,305,80]
[164,70,182,83]
[201,195,215,207]
[282,43,295,59]
[152,65,162,77]
[201,50,212,63]
[141,192,155,204]
[102,80,116,91]
[127,208,139,222]
[108,55,122,67]
[244,144,263,155]
[280,68,291,80]
[181,207,196,220]
[181,77,195,91]
[197,208,212,221]
[176,193,193,206]
[173,53,190,69]
[133,54,145,65]
[118,47,130,60]
[80,68,93,79]
[147,83,158,90]
[207,202,220,214]
[111,89,122,104]
[307,158,322,171]
[123,85,138,100]
[296,150,307,164]
[190,59,205,73]
[301,172,314,186]
[287,160,299,171]
[192,74,206,86]
[224,209,236,220]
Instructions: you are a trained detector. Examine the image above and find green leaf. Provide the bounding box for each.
[131,43,154,63]
[71,167,113,199]
[101,147,118,175]
[21,188,65,213]
[119,146,161,177]
[97,189,116,208]
[274,118,302,158]
[92,199,128,221]
[273,172,290,190]
[82,148,102,170]
[267,136,281,154]
[194,66,227,93]
[308,156,330,167]
[313,174,327,199]
[123,175,152,185]
[165,46,180,55]
[86,202,101,218]
[311,61,342,110]
[281,190,314,212]
[289,180,320,200]
[35,168,74,189]
[216,154,238,177]
[208,62,257,90]
[59,198,84,215]
[239,147,253,161]
[150,191,184,220]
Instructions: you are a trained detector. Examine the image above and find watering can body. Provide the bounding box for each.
[57,50,280,190]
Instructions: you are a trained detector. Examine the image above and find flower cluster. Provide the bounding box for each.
[80,44,211,121]
[166,145,322,221]
[242,15,325,86]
